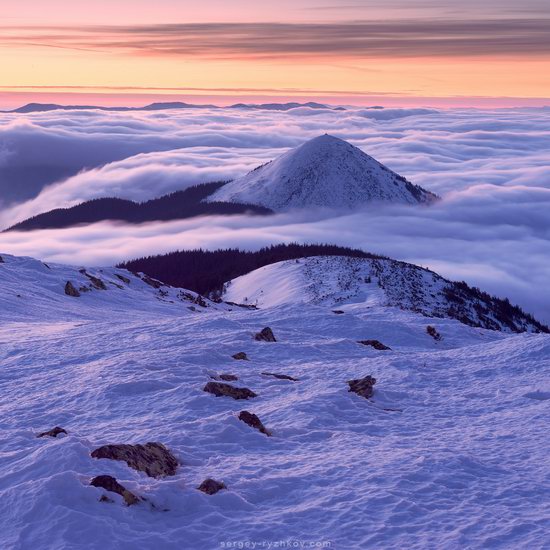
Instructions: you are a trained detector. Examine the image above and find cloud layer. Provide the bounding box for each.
[0,105,549,323]
[4,19,550,58]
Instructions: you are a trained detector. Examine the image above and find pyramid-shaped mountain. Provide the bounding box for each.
[207,134,438,210]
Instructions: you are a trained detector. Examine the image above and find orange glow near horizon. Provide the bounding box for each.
[1,1,549,108]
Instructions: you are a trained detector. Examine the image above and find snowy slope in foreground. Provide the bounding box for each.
[1,253,549,549]
[224,256,548,333]
[0,253,221,321]
[207,134,438,210]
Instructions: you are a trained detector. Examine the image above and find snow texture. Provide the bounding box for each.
[207,134,438,210]
[1,252,549,549]
[224,256,547,333]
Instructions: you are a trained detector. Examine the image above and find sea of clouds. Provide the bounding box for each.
[0,105,549,322]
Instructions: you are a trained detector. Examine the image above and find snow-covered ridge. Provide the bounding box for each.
[207,134,438,210]
[224,256,548,333]
[0,253,221,321]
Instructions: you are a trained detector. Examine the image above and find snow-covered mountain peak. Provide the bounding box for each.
[207,134,438,210]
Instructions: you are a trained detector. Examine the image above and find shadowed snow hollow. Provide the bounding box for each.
[207,134,438,210]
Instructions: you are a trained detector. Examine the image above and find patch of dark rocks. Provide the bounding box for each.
[232,352,249,361]
[197,478,227,495]
[91,442,179,478]
[37,426,67,438]
[358,339,391,351]
[203,381,257,400]
[238,410,271,436]
[261,372,299,382]
[348,375,377,399]
[254,327,276,342]
[64,281,80,297]
[91,475,140,506]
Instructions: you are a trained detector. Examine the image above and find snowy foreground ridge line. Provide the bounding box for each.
[1,252,549,549]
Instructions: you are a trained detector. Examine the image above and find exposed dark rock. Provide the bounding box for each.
[238,410,271,436]
[194,294,208,308]
[79,269,107,290]
[0,255,4,263]
[261,372,299,381]
[332,310,345,315]
[203,381,257,400]
[90,475,139,506]
[91,442,179,478]
[197,478,227,495]
[348,375,377,399]
[358,339,391,351]
[64,281,80,297]
[427,325,442,341]
[232,352,249,361]
[99,494,114,503]
[141,274,164,288]
[115,273,131,284]
[254,327,277,342]
[37,426,67,438]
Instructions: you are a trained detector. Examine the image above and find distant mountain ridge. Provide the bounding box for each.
[4,182,272,232]
[5,102,342,114]
[207,134,438,210]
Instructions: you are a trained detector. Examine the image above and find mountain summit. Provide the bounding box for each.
[207,134,438,210]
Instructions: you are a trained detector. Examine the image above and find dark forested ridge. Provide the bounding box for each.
[5,182,272,232]
[118,244,381,297]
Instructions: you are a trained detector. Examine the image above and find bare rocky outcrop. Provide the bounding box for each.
[261,372,299,382]
[238,410,271,436]
[358,339,391,351]
[64,281,80,297]
[332,310,345,315]
[140,274,164,289]
[348,375,377,399]
[0,255,4,263]
[37,426,67,438]
[90,475,140,506]
[91,442,179,478]
[427,325,442,341]
[197,478,227,495]
[203,381,257,400]
[254,327,277,342]
[115,273,131,284]
[79,269,107,290]
[232,352,249,361]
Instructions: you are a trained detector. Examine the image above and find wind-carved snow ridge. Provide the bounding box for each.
[207,134,438,210]
[224,256,548,333]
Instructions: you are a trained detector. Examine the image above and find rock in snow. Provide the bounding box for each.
[197,478,227,495]
[358,340,392,351]
[91,443,179,478]
[261,372,299,381]
[90,475,140,506]
[64,281,80,297]
[203,381,257,400]
[254,327,277,342]
[238,410,272,436]
[348,375,377,399]
[37,426,67,438]
[232,352,249,361]
[207,134,438,210]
